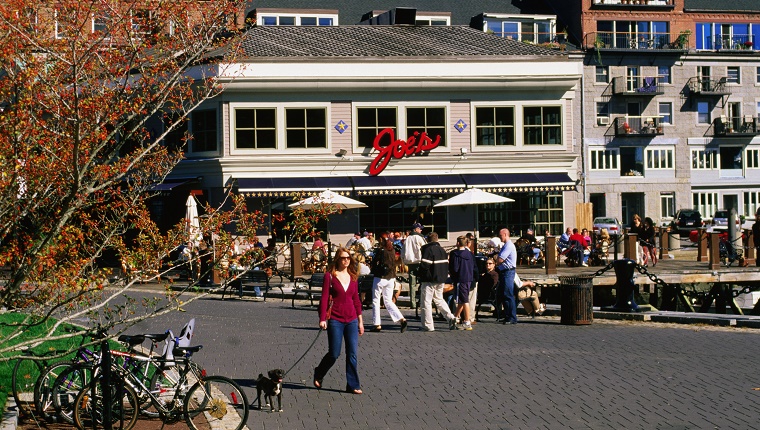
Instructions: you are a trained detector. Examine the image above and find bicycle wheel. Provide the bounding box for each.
[33,362,72,422]
[147,361,207,421]
[73,380,139,430]
[184,376,248,430]
[52,363,93,424]
[12,355,45,418]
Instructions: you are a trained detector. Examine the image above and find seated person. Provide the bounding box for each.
[519,228,542,263]
[568,228,591,267]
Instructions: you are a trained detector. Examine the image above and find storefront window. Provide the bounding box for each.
[523,106,562,145]
[475,107,514,146]
[406,107,446,147]
[360,194,448,239]
[357,107,397,149]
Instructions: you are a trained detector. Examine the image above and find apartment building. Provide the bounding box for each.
[547,0,760,225]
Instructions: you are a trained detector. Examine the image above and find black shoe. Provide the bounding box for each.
[370,326,382,332]
[400,319,408,333]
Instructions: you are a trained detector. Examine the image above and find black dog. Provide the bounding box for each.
[255,369,284,412]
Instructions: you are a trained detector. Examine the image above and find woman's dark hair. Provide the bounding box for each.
[644,217,654,227]
[381,234,394,252]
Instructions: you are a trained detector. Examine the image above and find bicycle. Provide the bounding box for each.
[11,348,66,418]
[74,342,249,430]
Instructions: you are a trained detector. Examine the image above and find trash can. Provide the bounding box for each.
[559,275,594,325]
[668,230,679,253]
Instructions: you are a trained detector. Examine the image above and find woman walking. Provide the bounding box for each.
[640,217,658,267]
[314,247,364,394]
[370,234,408,333]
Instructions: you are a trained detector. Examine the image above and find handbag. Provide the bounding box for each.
[325,296,333,320]
[517,286,536,301]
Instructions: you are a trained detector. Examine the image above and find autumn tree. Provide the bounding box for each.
[0,0,292,355]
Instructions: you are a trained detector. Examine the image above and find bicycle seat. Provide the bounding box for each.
[143,333,170,342]
[118,334,145,346]
[173,345,203,356]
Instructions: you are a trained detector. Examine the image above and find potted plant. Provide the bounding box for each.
[744,41,754,49]
[623,122,631,134]
[656,125,663,134]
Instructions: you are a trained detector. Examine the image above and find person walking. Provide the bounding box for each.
[640,217,658,267]
[495,228,518,324]
[418,232,457,332]
[449,235,475,330]
[629,214,645,265]
[401,222,426,310]
[314,247,363,394]
[370,235,407,333]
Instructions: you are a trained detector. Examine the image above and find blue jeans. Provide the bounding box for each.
[499,269,517,323]
[314,318,360,391]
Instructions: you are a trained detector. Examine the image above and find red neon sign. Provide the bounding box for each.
[368,128,441,176]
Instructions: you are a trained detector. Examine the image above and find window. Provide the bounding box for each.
[357,107,397,149]
[747,148,760,169]
[475,107,514,146]
[523,106,562,145]
[657,66,671,85]
[406,107,446,147]
[93,12,110,33]
[659,102,672,124]
[693,192,718,219]
[620,147,644,176]
[285,108,327,148]
[485,17,554,43]
[757,67,760,83]
[234,108,276,149]
[727,66,741,84]
[590,149,618,170]
[744,191,760,218]
[692,149,716,169]
[596,102,610,123]
[415,15,450,26]
[132,10,157,37]
[189,110,217,153]
[661,193,675,219]
[595,66,609,83]
[720,146,743,170]
[646,148,673,169]
[163,113,188,152]
[697,102,711,124]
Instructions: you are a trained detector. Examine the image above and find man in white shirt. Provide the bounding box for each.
[401,223,426,309]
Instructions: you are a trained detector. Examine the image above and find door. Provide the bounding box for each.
[723,194,739,214]
[627,102,641,130]
[621,192,645,227]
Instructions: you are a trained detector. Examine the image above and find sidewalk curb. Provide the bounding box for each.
[1,399,18,430]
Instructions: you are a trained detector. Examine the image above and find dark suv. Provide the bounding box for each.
[671,209,703,235]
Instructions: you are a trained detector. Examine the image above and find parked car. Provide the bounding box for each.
[592,217,622,237]
[711,210,741,227]
[671,209,703,235]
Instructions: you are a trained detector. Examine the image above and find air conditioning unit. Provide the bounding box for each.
[597,117,610,126]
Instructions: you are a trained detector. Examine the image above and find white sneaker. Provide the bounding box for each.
[462,321,473,331]
[581,262,588,267]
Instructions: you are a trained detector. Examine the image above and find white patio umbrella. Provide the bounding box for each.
[185,194,202,246]
[434,188,514,239]
[289,189,367,259]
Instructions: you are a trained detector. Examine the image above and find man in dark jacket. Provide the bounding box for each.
[418,232,456,332]
[449,235,475,330]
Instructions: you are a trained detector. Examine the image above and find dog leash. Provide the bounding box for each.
[284,328,323,377]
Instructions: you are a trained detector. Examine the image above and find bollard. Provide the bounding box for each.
[545,236,557,275]
[697,228,708,262]
[558,275,594,325]
[290,242,303,277]
[624,232,637,261]
[608,258,639,312]
[745,228,756,266]
[659,228,669,259]
[708,231,720,270]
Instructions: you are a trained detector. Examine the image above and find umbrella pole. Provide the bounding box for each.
[326,219,333,264]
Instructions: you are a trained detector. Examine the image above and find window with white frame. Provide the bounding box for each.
[357,107,397,149]
[485,17,554,43]
[590,149,618,170]
[475,107,514,146]
[659,102,672,124]
[234,108,276,149]
[523,106,562,145]
[259,13,337,26]
[406,107,446,147]
[285,108,327,148]
[747,148,760,169]
[727,66,741,84]
[93,12,110,33]
[697,101,711,124]
[657,66,671,85]
[415,15,450,26]
[720,146,743,170]
[189,109,218,153]
[691,149,717,169]
[693,192,718,218]
[596,102,610,123]
[132,9,157,37]
[620,147,644,177]
[744,191,760,218]
[55,10,71,38]
[646,148,674,169]
[660,192,675,219]
[595,66,609,83]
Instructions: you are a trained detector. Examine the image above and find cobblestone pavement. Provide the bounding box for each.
[112,293,760,430]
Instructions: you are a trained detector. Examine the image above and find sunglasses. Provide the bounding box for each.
[338,256,351,260]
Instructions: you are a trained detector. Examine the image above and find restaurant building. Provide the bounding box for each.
[162,10,584,245]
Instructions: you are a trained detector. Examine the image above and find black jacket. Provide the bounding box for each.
[419,242,449,283]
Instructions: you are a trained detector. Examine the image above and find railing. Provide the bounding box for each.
[489,31,559,45]
[613,116,664,137]
[611,76,663,95]
[712,116,759,136]
[688,76,730,95]
[705,34,756,51]
[592,0,674,5]
[586,31,688,50]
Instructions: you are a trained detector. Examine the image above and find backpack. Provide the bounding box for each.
[370,249,390,277]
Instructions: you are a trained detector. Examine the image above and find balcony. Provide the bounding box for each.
[701,35,758,52]
[688,77,730,96]
[611,76,663,96]
[586,31,689,51]
[488,31,566,51]
[613,116,664,137]
[592,0,674,7]
[712,115,759,137]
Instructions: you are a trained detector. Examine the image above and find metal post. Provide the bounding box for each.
[101,339,113,430]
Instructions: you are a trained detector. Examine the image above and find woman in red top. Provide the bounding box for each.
[314,247,364,394]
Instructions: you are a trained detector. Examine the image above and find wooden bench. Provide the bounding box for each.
[222,270,283,301]
[291,273,325,308]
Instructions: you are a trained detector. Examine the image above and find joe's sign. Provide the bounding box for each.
[368,128,440,176]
